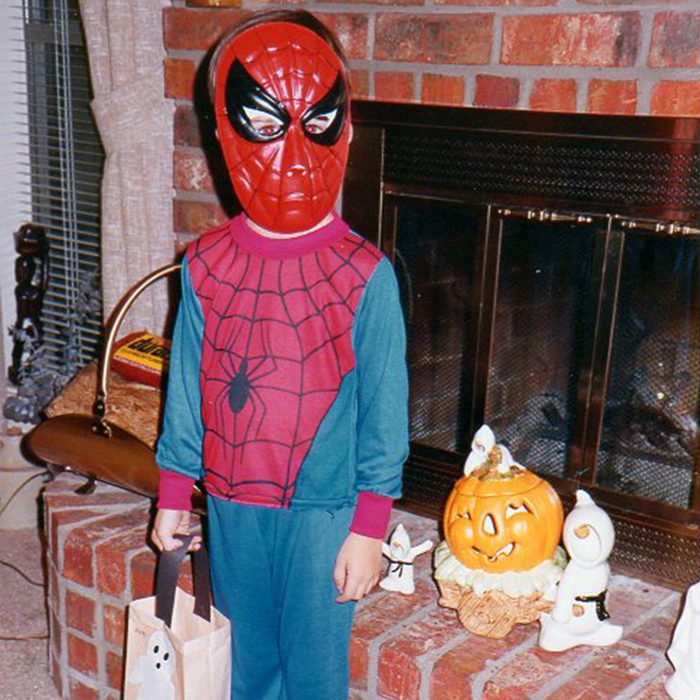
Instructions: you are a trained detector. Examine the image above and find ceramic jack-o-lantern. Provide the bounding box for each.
[444,426,563,574]
[435,425,566,638]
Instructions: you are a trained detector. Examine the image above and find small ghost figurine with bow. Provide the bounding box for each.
[539,490,623,652]
[464,424,521,477]
[380,524,433,595]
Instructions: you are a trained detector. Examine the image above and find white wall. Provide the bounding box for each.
[0,5,30,406]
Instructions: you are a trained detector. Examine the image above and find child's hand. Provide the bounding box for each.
[151,508,202,552]
[333,532,383,603]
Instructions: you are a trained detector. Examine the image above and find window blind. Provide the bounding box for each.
[21,0,103,372]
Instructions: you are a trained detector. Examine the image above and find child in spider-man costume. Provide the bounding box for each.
[151,10,408,699]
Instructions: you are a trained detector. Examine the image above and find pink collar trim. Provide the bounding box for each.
[231,212,350,259]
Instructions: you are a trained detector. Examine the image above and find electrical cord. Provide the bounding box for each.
[0,560,43,587]
[0,470,48,520]
[0,467,51,642]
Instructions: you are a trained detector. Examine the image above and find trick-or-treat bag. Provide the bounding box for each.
[123,535,231,700]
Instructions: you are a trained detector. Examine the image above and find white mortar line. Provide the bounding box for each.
[366,601,437,698]
[366,11,376,100]
[470,634,539,700]
[418,626,472,700]
[636,10,657,114]
[614,654,670,700]
[301,3,699,16]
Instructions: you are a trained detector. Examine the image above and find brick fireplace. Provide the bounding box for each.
[164,1,700,249]
[44,472,683,700]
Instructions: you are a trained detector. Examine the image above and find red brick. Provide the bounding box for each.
[49,508,100,571]
[174,198,228,235]
[65,590,95,636]
[375,14,493,64]
[103,604,127,648]
[351,578,437,689]
[165,58,197,100]
[627,597,680,651]
[587,79,637,115]
[106,650,124,691]
[350,635,370,689]
[175,150,215,193]
[175,105,203,148]
[315,13,370,61]
[651,81,700,116]
[649,12,700,68]
[421,74,465,106]
[377,608,465,699]
[324,0,423,6]
[96,522,151,596]
[438,0,553,4]
[350,69,370,100]
[430,625,533,699]
[502,13,640,67]
[529,79,578,112]
[64,508,148,588]
[474,75,520,108]
[484,641,596,698]
[627,669,673,699]
[375,72,415,102]
[607,575,676,623]
[164,8,246,51]
[543,643,658,699]
[130,549,157,599]
[67,634,98,677]
[69,680,99,700]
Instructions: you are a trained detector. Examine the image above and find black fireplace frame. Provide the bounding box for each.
[342,100,700,588]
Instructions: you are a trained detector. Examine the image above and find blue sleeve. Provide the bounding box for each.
[352,255,409,498]
[155,255,205,480]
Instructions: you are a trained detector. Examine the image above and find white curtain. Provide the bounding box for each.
[79,0,174,335]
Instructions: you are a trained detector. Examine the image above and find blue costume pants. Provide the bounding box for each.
[207,497,356,700]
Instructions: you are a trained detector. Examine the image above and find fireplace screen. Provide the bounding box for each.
[597,234,700,508]
[484,216,601,480]
[345,101,700,587]
[393,199,479,455]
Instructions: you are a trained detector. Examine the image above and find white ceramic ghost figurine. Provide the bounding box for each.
[538,490,623,652]
[463,424,519,477]
[463,424,496,475]
[128,629,176,700]
[380,523,433,595]
[666,580,700,700]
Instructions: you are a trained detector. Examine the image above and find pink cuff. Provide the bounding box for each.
[157,469,196,511]
[349,491,394,539]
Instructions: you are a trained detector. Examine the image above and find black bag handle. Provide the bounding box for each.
[155,535,212,628]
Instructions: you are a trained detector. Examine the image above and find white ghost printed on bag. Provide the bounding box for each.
[128,629,176,700]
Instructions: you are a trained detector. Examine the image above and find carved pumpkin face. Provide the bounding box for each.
[444,467,563,573]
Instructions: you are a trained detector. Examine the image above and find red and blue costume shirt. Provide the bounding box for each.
[156,213,408,538]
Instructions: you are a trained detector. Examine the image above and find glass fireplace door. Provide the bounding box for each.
[596,231,700,510]
[386,196,482,456]
[482,211,606,481]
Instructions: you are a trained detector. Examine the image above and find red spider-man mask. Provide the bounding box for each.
[214,21,351,234]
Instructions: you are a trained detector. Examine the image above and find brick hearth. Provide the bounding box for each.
[44,472,681,700]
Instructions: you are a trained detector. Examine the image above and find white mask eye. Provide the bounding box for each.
[243,106,285,138]
[506,503,530,518]
[303,108,338,135]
